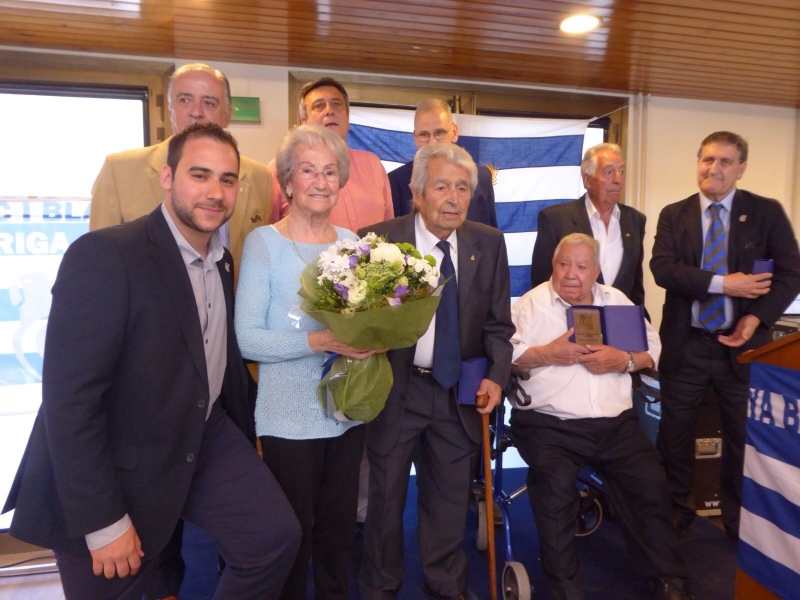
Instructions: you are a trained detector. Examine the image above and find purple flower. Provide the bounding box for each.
[394,285,409,298]
[356,244,371,256]
[387,297,402,306]
[333,283,349,301]
[349,255,359,269]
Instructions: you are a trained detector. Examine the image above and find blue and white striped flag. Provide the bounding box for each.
[348,107,590,301]
[738,361,800,597]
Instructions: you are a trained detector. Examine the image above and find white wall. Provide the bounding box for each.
[175,59,290,167]
[640,95,798,331]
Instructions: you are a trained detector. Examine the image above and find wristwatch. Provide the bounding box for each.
[624,351,635,373]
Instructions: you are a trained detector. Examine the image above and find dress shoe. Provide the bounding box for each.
[422,580,478,600]
[653,576,691,600]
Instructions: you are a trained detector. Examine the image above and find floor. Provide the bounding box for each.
[0,534,63,600]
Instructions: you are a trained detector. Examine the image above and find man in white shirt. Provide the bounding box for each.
[511,233,688,600]
[530,143,647,310]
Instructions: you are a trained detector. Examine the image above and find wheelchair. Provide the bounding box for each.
[473,367,662,600]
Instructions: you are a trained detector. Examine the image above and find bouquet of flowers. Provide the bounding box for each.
[298,232,443,423]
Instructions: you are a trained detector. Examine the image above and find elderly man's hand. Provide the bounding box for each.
[543,328,592,366]
[475,378,502,415]
[513,329,591,370]
[576,344,628,374]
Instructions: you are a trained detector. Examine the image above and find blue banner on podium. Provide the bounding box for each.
[738,362,800,598]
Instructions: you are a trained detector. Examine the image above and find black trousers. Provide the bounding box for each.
[54,403,301,600]
[261,423,366,600]
[147,364,261,598]
[657,330,749,539]
[359,374,478,600]
[510,408,686,600]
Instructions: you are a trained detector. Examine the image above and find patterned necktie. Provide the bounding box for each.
[432,240,461,390]
[698,203,727,331]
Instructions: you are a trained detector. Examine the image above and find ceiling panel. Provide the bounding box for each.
[1,0,799,107]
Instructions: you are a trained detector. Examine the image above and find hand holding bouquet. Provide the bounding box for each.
[298,232,443,422]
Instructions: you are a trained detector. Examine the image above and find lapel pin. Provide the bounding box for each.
[626,233,630,237]
[239,187,244,193]
[471,255,475,261]
[225,262,231,272]
[739,215,747,222]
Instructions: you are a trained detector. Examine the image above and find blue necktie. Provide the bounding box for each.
[698,203,727,331]
[432,240,461,390]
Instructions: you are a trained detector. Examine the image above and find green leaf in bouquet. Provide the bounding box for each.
[317,354,393,423]
[395,242,421,259]
[301,295,441,350]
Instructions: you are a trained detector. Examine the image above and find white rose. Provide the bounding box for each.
[370,242,404,264]
[348,279,369,306]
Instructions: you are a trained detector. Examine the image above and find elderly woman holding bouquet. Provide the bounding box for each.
[235,124,374,600]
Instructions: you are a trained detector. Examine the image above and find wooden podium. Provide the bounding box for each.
[739,329,800,372]
[734,330,800,600]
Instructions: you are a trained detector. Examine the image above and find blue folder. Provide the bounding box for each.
[458,357,488,405]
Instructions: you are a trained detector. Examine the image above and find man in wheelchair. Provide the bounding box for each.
[508,233,689,600]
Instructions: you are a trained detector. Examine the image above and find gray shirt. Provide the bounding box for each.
[162,203,227,415]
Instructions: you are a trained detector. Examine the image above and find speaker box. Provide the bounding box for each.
[692,388,722,516]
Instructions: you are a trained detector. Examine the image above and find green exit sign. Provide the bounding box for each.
[231,97,260,122]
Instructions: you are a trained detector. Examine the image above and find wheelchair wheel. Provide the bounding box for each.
[575,489,603,537]
[476,500,488,551]
[503,561,533,600]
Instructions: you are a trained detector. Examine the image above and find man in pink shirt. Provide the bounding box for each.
[269,77,393,231]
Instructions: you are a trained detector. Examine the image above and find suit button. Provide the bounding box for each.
[186,453,195,462]
[198,399,206,409]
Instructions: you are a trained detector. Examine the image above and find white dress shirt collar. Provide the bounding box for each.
[584,195,620,223]
[414,212,459,264]
[698,188,735,214]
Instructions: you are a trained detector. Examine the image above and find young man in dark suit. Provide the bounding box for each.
[359,143,513,600]
[2,123,300,600]
[388,98,498,227]
[530,143,647,308]
[651,131,800,540]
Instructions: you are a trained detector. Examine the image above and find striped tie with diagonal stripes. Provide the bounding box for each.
[698,203,727,331]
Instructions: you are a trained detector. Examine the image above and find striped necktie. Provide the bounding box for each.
[698,203,727,331]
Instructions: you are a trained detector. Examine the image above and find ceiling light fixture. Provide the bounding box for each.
[560,14,601,34]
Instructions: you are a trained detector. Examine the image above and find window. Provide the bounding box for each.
[0,83,147,530]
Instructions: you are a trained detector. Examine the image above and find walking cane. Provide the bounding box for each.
[477,392,497,600]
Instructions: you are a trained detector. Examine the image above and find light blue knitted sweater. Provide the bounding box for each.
[235,224,362,440]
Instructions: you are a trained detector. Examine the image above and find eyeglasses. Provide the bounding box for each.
[291,167,339,182]
[413,128,451,143]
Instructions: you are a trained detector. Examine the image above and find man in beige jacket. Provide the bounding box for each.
[90,63,272,278]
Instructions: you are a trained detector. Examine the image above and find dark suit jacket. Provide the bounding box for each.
[358,214,514,455]
[3,207,253,556]
[389,161,498,227]
[530,196,647,308]
[651,189,800,378]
